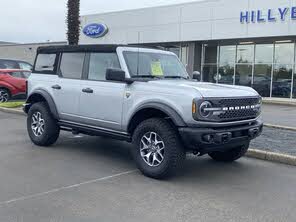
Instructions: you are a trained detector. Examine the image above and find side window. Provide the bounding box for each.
[60,53,85,79]
[88,53,120,81]
[19,62,33,71]
[0,60,18,69]
[10,72,23,78]
[35,54,57,73]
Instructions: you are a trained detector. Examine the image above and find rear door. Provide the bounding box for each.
[53,53,86,122]
[9,71,26,93]
[78,52,126,131]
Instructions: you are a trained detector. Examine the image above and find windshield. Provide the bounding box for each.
[123,51,189,78]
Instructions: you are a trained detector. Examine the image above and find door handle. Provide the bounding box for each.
[52,84,61,90]
[82,88,94,93]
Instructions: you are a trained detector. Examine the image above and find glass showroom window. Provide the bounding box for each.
[202,44,218,83]
[235,45,254,86]
[293,69,296,99]
[218,45,236,85]
[272,43,294,98]
[253,44,273,97]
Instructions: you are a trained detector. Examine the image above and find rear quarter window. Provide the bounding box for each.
[34,53,58,74]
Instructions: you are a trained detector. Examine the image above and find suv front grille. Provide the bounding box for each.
[217,97,260,121]
[194,97,261,122]
[218,98,260,107]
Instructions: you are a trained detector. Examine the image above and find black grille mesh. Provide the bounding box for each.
[217,98,260,121]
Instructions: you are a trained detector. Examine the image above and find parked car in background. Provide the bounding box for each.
[0,59,32,71]
[0,69,30,102]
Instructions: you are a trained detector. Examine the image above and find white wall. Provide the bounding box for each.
[0,42,66,64]
[80,0,296,44]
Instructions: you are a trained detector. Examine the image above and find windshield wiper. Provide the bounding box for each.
[131,75,162,79]
[164,76,189,80]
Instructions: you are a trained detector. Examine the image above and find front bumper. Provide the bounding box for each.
[179,120,263,154]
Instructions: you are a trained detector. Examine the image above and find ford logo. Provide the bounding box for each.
[83,23,108,38]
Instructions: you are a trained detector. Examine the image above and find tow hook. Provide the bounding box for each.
[214,132,232,144]
[249,127,260,139]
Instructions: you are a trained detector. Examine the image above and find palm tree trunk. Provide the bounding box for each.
[67,0,80,45]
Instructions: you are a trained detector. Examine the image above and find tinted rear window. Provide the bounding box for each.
[34,54,57,73]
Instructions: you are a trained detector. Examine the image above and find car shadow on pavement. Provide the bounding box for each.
[49,133,263,184]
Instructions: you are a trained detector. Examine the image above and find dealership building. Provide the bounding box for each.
[80,0,296,99]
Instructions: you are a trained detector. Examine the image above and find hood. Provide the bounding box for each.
[150,80,259,98]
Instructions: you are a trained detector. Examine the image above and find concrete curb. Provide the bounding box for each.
[247,149,296,166]
[263,100,296,106]
[264,123,296,132]
[0,107,25,116]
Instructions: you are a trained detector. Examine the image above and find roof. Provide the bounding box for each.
[37,44,160,54]
[0,41,16,45]
[37,44,125,54]
[0,59,32,65]
[0,69,31,73]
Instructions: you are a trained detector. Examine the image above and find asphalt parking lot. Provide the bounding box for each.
[1,111,296,222]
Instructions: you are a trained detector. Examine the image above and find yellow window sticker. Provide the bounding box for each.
[151,61,163,76]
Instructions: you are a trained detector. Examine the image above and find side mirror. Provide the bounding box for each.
[106,68,126,82]
[192,71,201,81]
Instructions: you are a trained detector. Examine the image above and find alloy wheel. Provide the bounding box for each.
[140,132,165,167]
[31,112,45,137]
[0,90,9,103]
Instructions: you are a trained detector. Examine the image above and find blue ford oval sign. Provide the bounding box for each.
[83,23,108,38]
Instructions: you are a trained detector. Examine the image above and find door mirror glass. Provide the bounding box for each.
[192,71,201,81]
[106,68,126,82]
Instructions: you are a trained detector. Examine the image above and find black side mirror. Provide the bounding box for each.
[106,68,126,82]
[192,71,201,81]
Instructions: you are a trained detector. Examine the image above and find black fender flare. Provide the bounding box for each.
[26,89,59,119]
[129,102,187,128]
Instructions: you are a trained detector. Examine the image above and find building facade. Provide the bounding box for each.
[80,0,296,99]
[0,42,67,64]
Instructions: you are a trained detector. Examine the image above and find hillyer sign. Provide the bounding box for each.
[240,7,296,23]
[83,23,108,38]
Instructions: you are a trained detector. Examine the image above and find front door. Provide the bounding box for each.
[78,52,126,131]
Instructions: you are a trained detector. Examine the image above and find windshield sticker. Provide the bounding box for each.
[151,61,163,76]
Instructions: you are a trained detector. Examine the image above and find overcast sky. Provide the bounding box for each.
[0,0,200,43]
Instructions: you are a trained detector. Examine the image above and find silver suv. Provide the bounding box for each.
[24,45,263,179]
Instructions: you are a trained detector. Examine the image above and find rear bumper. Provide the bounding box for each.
[178,120,263,154]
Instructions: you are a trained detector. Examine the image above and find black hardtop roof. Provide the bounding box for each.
[37,44,159,54]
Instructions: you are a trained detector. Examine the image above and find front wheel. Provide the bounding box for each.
[131,118,185,179]
[27,102,60,146]
[208,142,249,162]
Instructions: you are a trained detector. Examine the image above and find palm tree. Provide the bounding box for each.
[67,0,80,45]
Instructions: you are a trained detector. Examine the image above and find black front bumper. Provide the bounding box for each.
[179,120,263,154]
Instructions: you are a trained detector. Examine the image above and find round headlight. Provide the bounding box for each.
[199,101,212,118]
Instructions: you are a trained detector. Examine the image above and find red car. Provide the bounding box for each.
[0,69,31,103]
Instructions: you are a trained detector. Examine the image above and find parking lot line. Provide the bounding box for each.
[0,169,138,206]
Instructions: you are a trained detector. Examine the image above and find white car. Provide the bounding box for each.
[23,45,263,179]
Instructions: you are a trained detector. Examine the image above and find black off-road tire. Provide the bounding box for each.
[131,118,185,179]
[27,102,60,146]
[208,142,250,162]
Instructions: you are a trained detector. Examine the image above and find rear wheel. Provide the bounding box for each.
[208,142,249,162]
[0,88,10,103]
[131,118,185,179]
[27,102,60,146]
